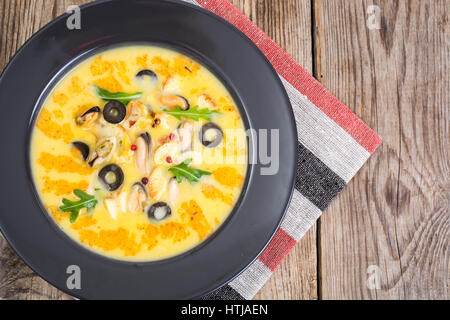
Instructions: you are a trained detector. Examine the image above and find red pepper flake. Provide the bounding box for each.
[141,177,149,185]
[131,144,137,151]
[129,120,137,127]
[166,156,173,164]
[169,133,176,141]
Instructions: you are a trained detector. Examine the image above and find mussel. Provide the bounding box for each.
[135,133,152,174]
[177,121,194,152]
[136,69,158,81]
[199,122,223,148]
[98,164,124,191]
[76,106,100,128]
[147,202,171,221]
[127,182,148,213]
[123,100,149,129]
[88,136,116,167]
[103,101,126,124]
[159,94,190,111]
[72,141,90,161]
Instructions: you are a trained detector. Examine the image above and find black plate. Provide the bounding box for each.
[0,0,296,299]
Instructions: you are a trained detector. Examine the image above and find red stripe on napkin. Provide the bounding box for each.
[198,0,381,154]
[258,228,296,271]
[192,0,382,300]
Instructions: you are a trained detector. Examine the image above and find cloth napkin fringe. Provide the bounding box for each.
[182,0,381,300]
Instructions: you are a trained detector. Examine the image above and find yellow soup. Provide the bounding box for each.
[31,45,247,261]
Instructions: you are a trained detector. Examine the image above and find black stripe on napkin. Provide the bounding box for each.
[200,285,244,300]
[295,142,346,211]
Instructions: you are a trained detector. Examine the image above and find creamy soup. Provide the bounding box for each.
[31,45,247,261]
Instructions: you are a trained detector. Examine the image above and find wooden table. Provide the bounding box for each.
[0,0,448,300]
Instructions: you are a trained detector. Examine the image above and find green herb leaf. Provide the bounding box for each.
[168,159,211,184]
[163,105,219,121]
[59,189,98,223]
[94,85,142,105]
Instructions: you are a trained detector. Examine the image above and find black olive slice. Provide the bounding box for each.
[72,141,90,161]
[136,69,158,81]
[103,101,126,124]
[147,202,171,221]
[199,122,223,148]
[98,164,124,191]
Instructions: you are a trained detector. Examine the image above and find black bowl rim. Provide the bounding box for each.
[0,0,297,299]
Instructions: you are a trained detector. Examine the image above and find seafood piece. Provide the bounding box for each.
[197,94,217,110]
[148,166,167,200]
[104,197,119,220]
[123,100,149,129]
[87,136,117,167]
[153,141,180,166]
[127,182,148,213]
[177,121,194,152]
[135,132,152,174]
[161,76,180,93]
[158,94,190,111]
[76,106,100,128]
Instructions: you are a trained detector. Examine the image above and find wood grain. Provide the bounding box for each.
[0,0,448,300]
[228,0,317,300]
[0,0,89,300]
[0,0,317,300]
[315,0,449,299]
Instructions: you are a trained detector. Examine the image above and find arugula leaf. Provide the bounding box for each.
[59,189,98,223]
[94,85,142,105]
[168,159,211,184]
[163,105,219,121]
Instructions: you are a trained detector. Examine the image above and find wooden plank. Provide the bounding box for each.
[228,0,317,300]
[0,0,317,300]
[0,0,89,300]
[315,0,449,299]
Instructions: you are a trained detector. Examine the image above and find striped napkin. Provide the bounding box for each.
[183,0,382,300]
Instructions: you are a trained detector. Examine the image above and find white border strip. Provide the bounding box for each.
[281,190,322,241]
[281,77,370,182]
[229,259,272,300]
